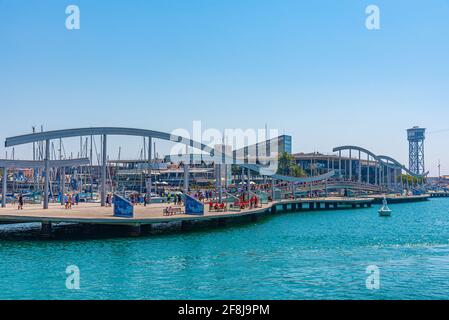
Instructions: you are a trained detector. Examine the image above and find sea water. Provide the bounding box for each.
[1,198,449,300]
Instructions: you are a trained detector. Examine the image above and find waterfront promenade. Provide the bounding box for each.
[0,197,372,231]
[0,194,430,236]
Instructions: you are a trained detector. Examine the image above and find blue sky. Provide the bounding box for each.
[1,0,448,175]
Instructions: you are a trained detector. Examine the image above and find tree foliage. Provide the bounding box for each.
[277,152,307,177]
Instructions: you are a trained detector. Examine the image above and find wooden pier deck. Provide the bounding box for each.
[0,197,373,227]
[0,194,432,237]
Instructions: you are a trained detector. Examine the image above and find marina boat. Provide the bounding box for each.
[378,196,392,217]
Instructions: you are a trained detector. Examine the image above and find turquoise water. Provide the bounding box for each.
[1,198,449,300]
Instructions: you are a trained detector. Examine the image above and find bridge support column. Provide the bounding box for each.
[147,137,152,204]
[2,167,6,208]
[333,203,338,209]
[387,166,391,188]
[297,203,303,210]
[309,203,315,210]
[325,203,330,209]
[366,154,370,184]
[184,163,189,194]
[291,203,297,211]
[60,167,65,205]
[282,204,288,211]
[379,166,382,187]
[215,164,222,202]
[316,202,321,209]
[358,150,361,183]
[291,182,295,199]
[218,165,222,203]
[101,134,107,207]
[349,149,352,181]
[325,180,328,197]
[43,139,50,210]
[41,221,52,238]
[270,205,277,214]
[129,224,141,237]
[246,168,251,193]
[374,163,377,185]
[338,151,342,178]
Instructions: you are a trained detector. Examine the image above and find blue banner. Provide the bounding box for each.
[185,194,204,215]
[113,194,134,218]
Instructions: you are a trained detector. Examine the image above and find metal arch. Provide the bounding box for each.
[333,145,402,171]
[333,145,378,160]
[5,127,335,183]
[377,155,429,177]
[333,145,427,178]
[5,127,178,148]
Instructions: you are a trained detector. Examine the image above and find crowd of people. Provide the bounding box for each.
[7,180,337,212]
[62,193,80,209]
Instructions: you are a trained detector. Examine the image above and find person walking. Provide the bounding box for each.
[18,193,24,210]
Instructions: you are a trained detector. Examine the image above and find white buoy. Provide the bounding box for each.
[378,196,392,217]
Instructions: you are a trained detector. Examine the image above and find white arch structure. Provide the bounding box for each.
[332,145,428,189]
[4,127,336,209]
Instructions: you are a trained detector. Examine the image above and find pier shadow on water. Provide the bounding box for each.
[0,213,278,241]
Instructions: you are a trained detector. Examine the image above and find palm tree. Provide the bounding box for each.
[277,152,307,177]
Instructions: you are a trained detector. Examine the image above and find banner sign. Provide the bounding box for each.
[113,194,134,218]
[145,178,152,193]
[185,194,204,215]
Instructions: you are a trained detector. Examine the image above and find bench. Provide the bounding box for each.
[209,203,226,212]
[163,207,184,216]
